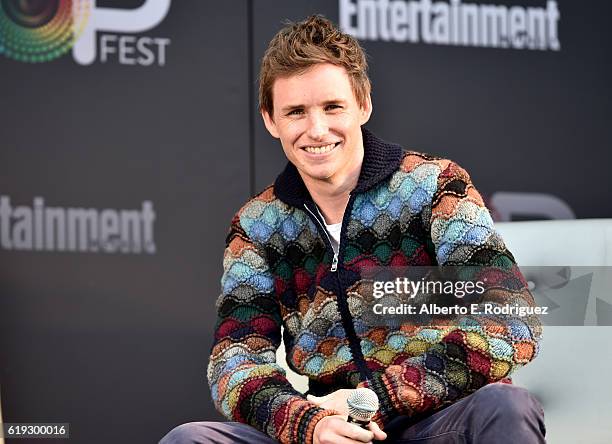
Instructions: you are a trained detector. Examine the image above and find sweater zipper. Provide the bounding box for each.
[303,196,374,385]
[303,203,339,272]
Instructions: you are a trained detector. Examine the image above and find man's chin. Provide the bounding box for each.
[297,167,335,183]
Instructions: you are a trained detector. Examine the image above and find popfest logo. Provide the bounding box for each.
[0,0,91,62]
[0,0,171,65]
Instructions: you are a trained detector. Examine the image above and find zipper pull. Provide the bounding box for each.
[331,253,339,272]
[303,202,340,272]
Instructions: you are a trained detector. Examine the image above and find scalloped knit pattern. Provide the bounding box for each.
[207,150,541,444]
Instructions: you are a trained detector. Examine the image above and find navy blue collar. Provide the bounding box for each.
[274,127,404,207]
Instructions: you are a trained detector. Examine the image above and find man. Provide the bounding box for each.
[161,15,545,444]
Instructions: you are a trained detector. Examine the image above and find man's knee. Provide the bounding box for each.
[471,383,544,423]
[460,384,545,442]
[159,421,213,444]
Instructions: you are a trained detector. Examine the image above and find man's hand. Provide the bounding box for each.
[309,390,386,443]
[307,389,353,416]
[313,415,387,444]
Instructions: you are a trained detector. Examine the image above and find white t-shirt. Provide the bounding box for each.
[324,221,342,255]
[315,205,342,255]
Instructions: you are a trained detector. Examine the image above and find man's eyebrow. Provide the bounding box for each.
[280,104,304,113]
[322,99,347,105]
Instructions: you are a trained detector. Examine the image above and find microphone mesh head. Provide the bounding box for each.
[347,388,379,422]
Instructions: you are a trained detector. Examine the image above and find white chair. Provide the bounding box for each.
[496,219,612,443]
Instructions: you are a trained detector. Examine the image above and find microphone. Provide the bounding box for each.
[347,388,379,429]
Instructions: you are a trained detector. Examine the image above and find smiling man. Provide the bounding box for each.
[160,15,545,444]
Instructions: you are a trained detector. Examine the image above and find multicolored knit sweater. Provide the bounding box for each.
[207,128,541,444]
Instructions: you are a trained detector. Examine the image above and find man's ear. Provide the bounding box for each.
[261,109,280,139]
[359,94,373,125]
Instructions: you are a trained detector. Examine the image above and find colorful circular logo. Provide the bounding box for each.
[0,0,91,63]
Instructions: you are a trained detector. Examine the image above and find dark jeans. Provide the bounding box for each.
[160,384,546,443]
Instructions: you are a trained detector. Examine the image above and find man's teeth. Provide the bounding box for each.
[303,143,336,154]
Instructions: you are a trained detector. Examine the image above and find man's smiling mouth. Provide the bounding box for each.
[301,142,341,154]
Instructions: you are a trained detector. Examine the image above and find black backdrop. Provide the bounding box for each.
[0,1,610,443]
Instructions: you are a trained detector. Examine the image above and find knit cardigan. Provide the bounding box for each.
[207,128,541,444]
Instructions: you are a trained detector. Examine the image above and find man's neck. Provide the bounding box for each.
[307,183,352,225]
[301,150,364,225]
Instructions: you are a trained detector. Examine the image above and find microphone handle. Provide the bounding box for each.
[347,416,370,429]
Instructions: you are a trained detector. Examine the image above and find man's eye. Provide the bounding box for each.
[288,109,304,116]
[325,104,342,111]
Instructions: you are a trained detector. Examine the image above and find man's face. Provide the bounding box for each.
[262,63,372,186]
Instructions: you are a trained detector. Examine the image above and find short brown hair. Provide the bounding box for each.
[258,15,371,116]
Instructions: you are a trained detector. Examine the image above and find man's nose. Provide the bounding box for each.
[306,112,328,140]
